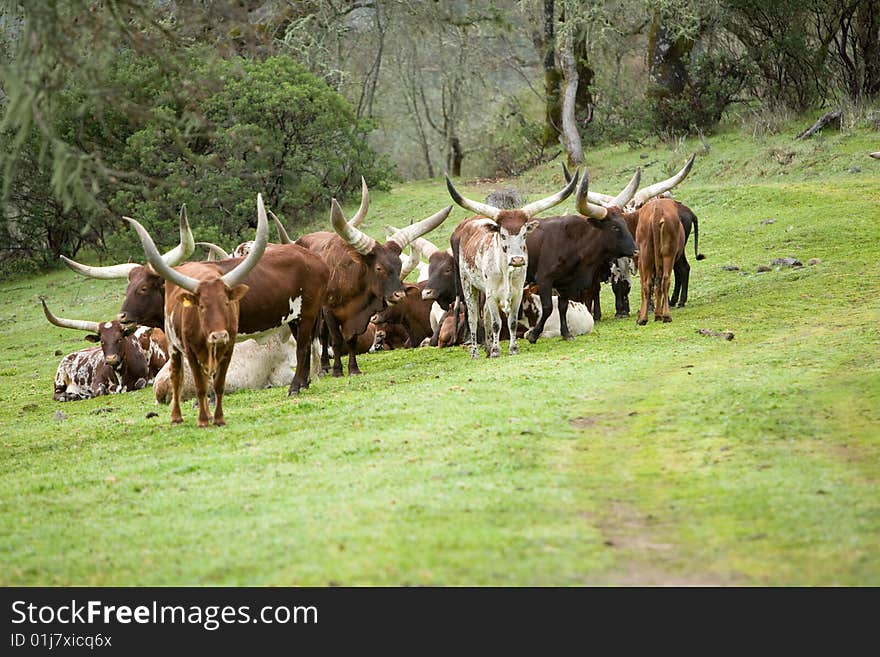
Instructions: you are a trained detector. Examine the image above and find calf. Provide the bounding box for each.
[446,172,578,358]
[41,297,167,401]
[634,198,686,324]
[126,194,270,427]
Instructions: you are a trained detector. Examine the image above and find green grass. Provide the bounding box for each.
[1,121,879,585]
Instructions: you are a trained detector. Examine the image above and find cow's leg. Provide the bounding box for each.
[289,318,312,395]
[589,280,602,322]
[188,356,211,428]
[558,296,574,340]
[507,289,524,355]
[211,354,232,427]
[347,336,362,375]
[656,259,675,322]
[525,284,553,343]
[429,307,448,347]
[612,277,631,318]
[463,286,481,359]
[636,266,652,326]
[324,314,346,377]
[672,254,690,307]
[485,298,502,358]
[319,317,331,374]
[169,349,184,424]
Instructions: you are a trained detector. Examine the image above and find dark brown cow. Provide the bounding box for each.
[634,198,687,324]
[41,298,168,401]
[371,281,434,349]
[296,184,451,376]
[125,194,271,427]
[524,170,638,342]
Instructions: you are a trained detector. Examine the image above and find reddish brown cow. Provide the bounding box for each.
[125,195,270,427]
[371,281,434,349]
[634,198,687,325]
[296,184,451,376]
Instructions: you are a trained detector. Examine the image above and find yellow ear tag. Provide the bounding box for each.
[182,298,193,307]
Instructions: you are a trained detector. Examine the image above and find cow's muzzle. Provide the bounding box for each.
[208,330,229,345]
[388,290,406,304]
[509,256,526,268]
[421,287,437,300]
[104,354,120,367]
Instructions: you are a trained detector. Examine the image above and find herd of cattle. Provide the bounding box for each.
[43,156,704,427]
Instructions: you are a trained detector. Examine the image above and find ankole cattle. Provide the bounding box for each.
[562,155,695,319]
[523,170,637,342]
[520,290,594,339]
[633,198,688,325]
[446,172,579,358]
[296,181,451,376]
[125,194,270,427]
[41,298,167,401]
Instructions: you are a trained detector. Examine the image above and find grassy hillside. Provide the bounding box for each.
[1,122,878,585]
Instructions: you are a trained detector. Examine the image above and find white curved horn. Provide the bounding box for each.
[445,174,501,220]
[348,177,371,227]
[399,241,421,280]
[611,169,642,208]
[631,154,695,208]
[220,194,269,288]
[196,242,230,261]
[61,203,194,278]
[269,210,293,244]
[386,206,452,250]
[331,199,376,255]
[575,170,609,220]
[39,296,100,333]
[520,170,580,218]
[124,217,201,293]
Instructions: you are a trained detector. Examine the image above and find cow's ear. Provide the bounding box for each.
[84,334,100,343]
[486,222,501,233]
[180,291,198,307]
[525,220,540,234]
[229,284,250,302]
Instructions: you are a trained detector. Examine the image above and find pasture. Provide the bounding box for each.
[1,126,878,585]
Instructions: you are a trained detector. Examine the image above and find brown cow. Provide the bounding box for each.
[125,195,270,427]
[634,198,687,325]
[296,184,451,376]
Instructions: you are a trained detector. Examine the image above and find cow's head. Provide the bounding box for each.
[445,172,579,268]
[40,297,139,370]
[59,206,194,329]
[329,185,451,306]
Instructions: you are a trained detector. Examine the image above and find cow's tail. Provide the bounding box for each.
[693,212,706,260]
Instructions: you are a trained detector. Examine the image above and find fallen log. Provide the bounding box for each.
[796,109,841,140]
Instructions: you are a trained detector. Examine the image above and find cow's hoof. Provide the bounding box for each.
[526,330,539,344]
[348,370,363,376]
[663,315,672,323]
[332,369,344,378]
[636,318,648,326]
[562,334,574,341]
[676,302,686,308]
[197,421,210,429]
[509,345,519,356]
[171,417,184,425]
[213,418,226,427]
[615,312,629,319]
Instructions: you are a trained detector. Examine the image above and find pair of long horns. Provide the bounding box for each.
[40,296,100,334]
[564,154,695,211]
[445,171,579,221]
[331,180,451,255]
[125,195,269,293]
[61,205,194,279]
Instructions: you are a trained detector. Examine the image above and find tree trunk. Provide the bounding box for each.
[448,136,463,177]
[541,0,562,148]
[856,0,880,98]
[559,32,584,166]
[647,12,694,99]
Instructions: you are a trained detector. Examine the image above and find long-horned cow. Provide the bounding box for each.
[633,198,688,325]
[446,172,579,358]
[41,298,167,401]
[125,195,270,427]
[296,182,451,376]
[524,170,638,342]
